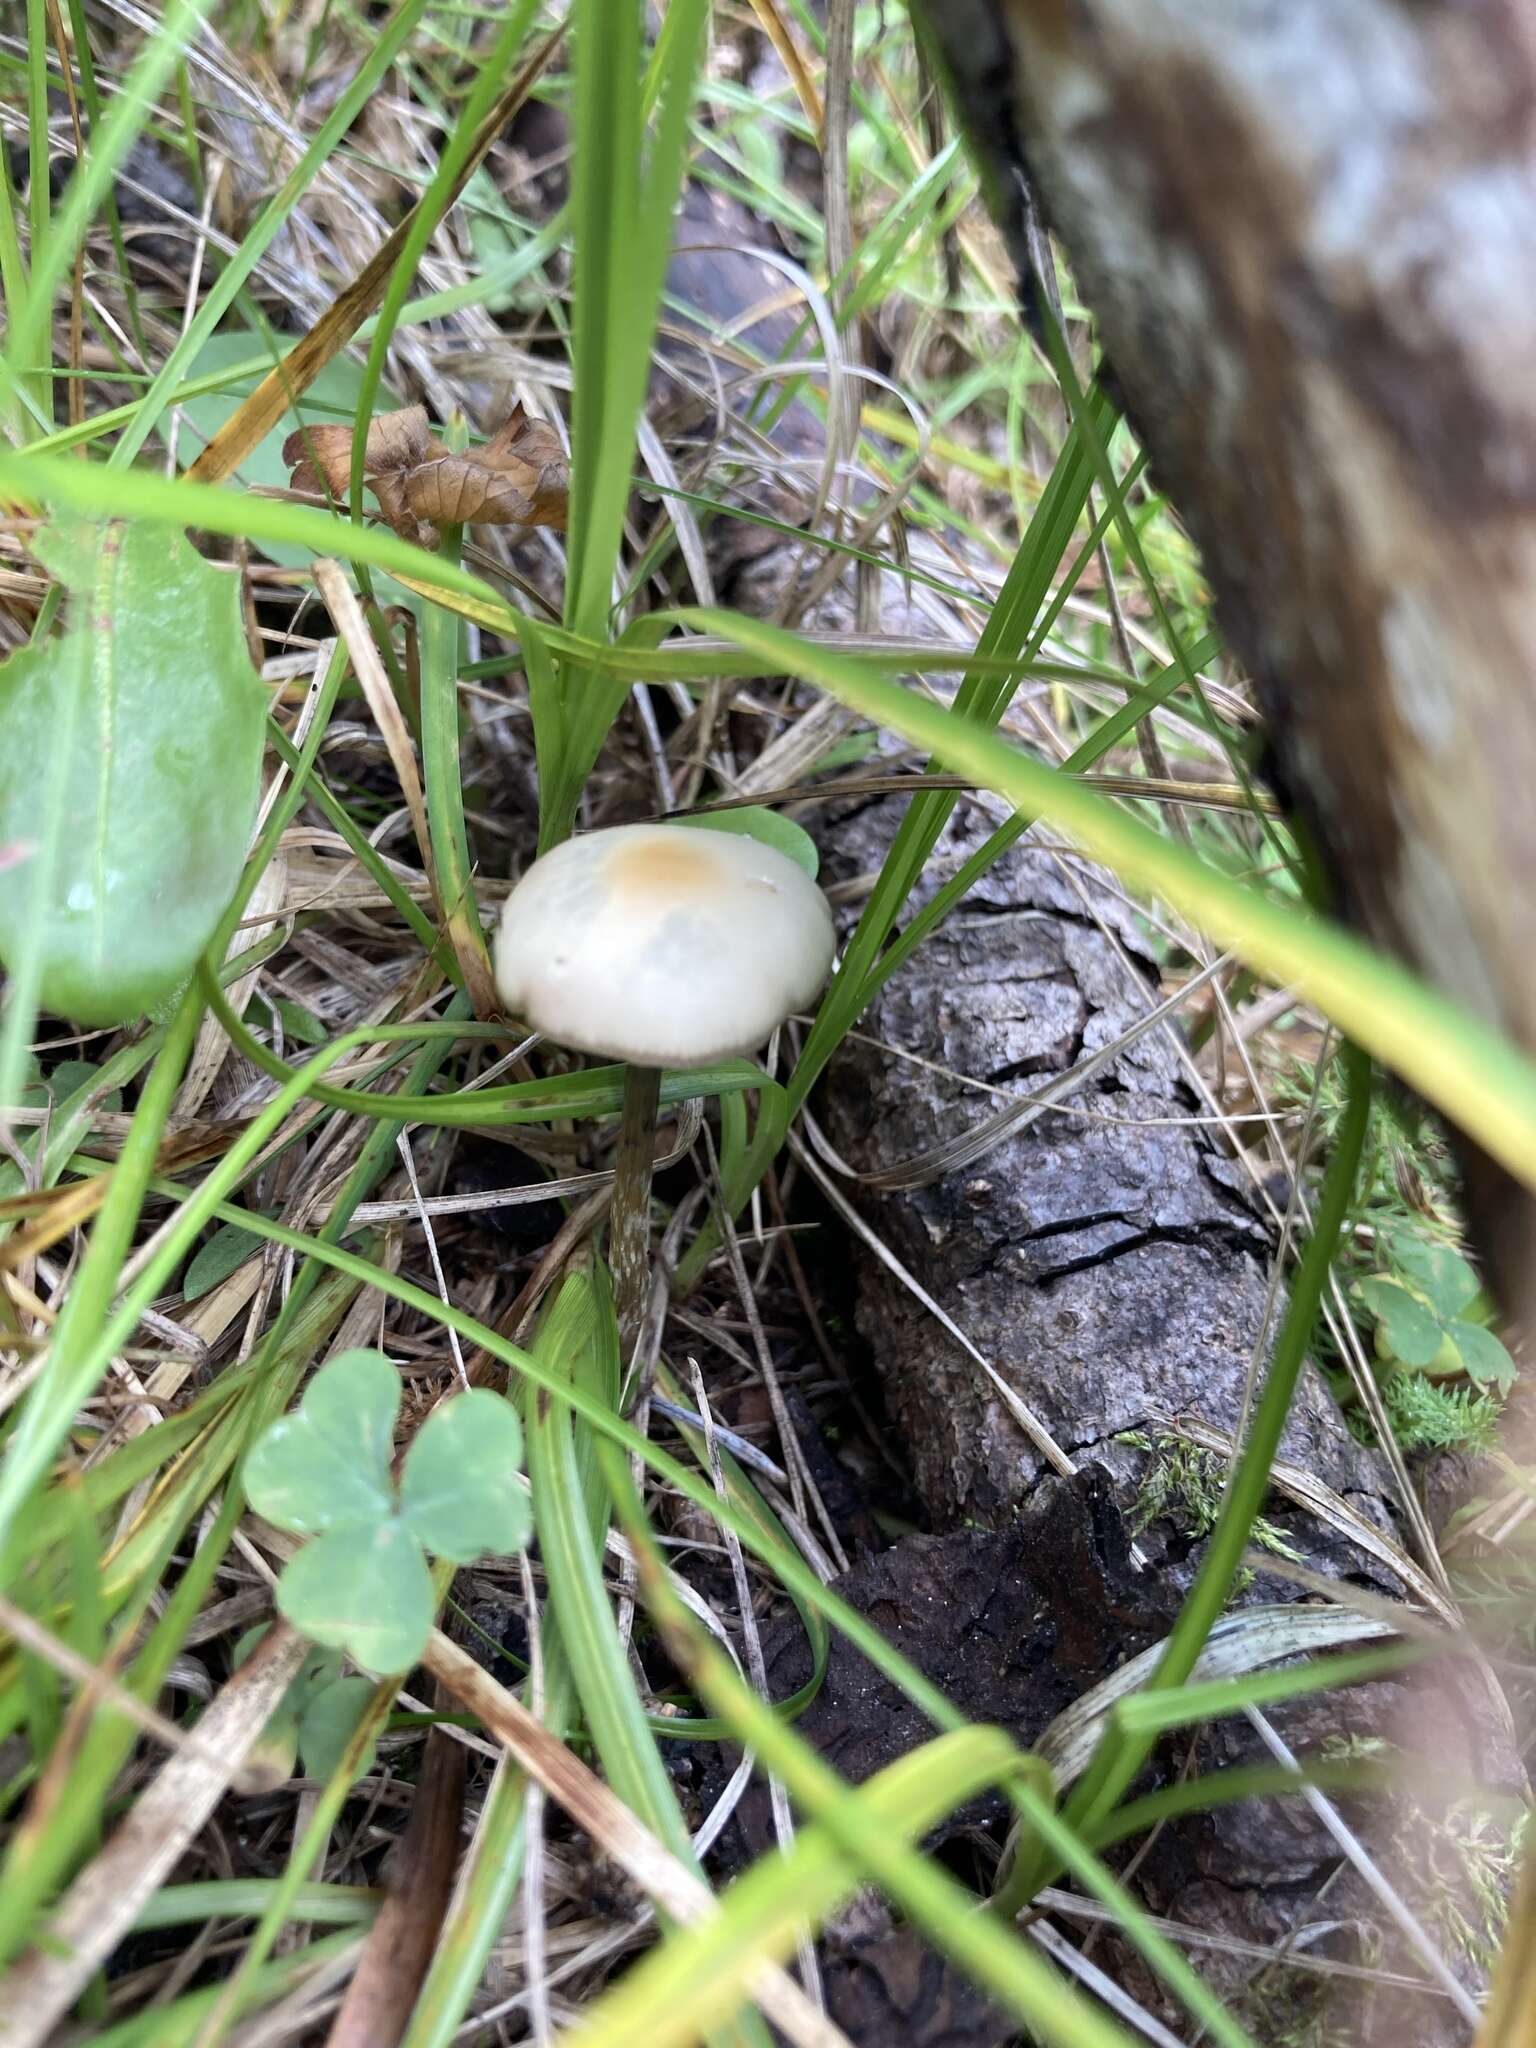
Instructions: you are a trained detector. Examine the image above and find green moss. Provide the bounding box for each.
[1124,1433,1301,1563]
[1404,1801,1526,1974]
[1379,1373,1500,1455]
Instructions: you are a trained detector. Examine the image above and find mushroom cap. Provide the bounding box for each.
[493,823,836,1066]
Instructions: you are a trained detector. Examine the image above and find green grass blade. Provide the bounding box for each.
[606,1457,1137,2048]
[188,1675,401,2045]
[1010,1044,1373,1904]
[563,1728,1024,2048]
[108,0,436,471]
[0,446,515,608]
[670,611,1536,1190]
[5,0,215,402]
[0,987,202,1579]
[346,0,541,520]
[549,0,709,842]
[524,1270,770,2048]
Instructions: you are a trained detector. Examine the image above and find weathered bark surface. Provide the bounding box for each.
[805,798,1515,2043]
[916,0,1536,1292]
[820,791,1387,1542]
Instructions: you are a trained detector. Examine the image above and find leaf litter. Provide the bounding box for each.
[283,401,569,549]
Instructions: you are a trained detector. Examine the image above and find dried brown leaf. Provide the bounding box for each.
[281,404,434,502]
[404,404,569,531]
[282,401,566,543]
[369,472,438,553]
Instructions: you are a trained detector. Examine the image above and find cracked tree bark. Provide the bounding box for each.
[911,0,1536,1309]
[819,792,1383,1544]
[806,797,1518,2043]
[670,130,1529,2035]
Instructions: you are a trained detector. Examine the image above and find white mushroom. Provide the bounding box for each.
[494,822,835,1338]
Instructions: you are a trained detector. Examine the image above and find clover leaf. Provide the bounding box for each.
[1355,1232,1515,1394]
[234,1630,380,1788]
[244,1349,532,1674]
[1385,1230,1482,1320]
[1356,1276,1444,1368]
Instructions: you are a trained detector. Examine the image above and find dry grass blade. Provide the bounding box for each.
[183,23,565,488]
[0,1592,266,1782]
[1172,1416,1462,1627]
[1476,1852,1536,2047]
[690,771,1277,816]
[745,0,824,138]
[0,1625,309,2048]
[1027,1918,1186,2048]
[1032,1606,1397,1791]
[0,1123,245,1272]
[324,1716,464,2048]
[421,1631,854,2048]
[1245,1706,1482,2025]
[313,558,501,1015]
[1035,1887,1442,1994]
[315,561,433,884]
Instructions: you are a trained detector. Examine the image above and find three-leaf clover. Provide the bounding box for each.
[1356,1231,1514,1393]
[245,1349,531,1674]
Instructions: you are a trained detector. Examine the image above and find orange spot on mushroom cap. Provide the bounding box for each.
[605,831,747,901]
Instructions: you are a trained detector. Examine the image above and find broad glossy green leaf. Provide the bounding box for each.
[244,1349,401,1534]
[0,517,268,1024]
[398,1388,531,1563]
[1357,1276,1444,1366]
[276,1520,433,1675]
[675,803,820,879]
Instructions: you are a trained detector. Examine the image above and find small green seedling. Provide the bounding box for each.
[1355,1229,1514,1392]
[244,1348,531,1675]
[234,1628,380,1790]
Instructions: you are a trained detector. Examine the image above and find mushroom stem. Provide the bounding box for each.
[611,1063,662,1347]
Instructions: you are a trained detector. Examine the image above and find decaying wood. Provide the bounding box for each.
[916,0,1536,1296]
[686,169,1518,2043]
[808,793,1517,2040]
[819,792,1377,1534]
